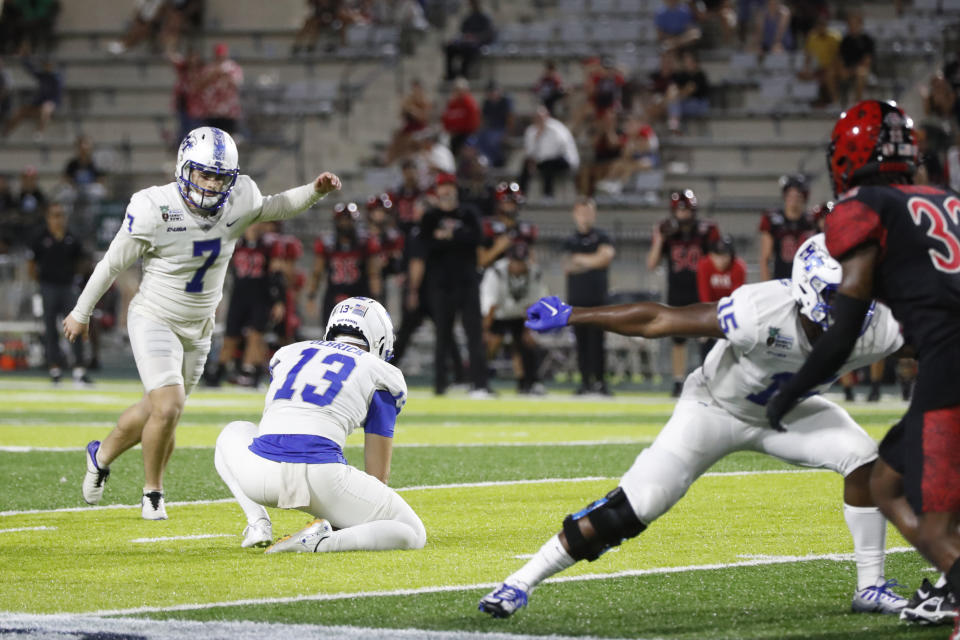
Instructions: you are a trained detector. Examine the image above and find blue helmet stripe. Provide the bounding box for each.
[211,128,225,165]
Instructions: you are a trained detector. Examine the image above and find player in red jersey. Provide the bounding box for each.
[758,174,818,281]
[766,101,960,634]
[647,189,720,395]
[307,202,382,322]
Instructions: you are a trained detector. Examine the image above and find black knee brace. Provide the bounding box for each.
[562,486,646,562]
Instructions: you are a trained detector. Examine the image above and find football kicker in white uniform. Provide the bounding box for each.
[214,297,426,553]
[479,234,909,619]
[65,127,341,520]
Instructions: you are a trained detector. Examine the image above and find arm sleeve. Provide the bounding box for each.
[480,267,498,315]
[70,229,147,323]
[559,123,580,170]
[362,390,401,438]
[759,213,772,232]
[257,183,325,222]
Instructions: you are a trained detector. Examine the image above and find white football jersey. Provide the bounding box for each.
[258,340,407,448]
[124,176,270,325]
[702,280,903,426]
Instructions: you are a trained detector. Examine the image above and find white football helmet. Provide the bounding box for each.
[175,127,239,212]
[791,233,842,329]
[324,297,395,361]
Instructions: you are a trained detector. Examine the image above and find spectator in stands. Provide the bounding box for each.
[920,71,957,161]
[572,56,625,135]
[533,59,566,117]
[0,57,12,127]
[0,174,17,253]
[603,114,660,192]
[1,55,61,139]
[752,0,794,54]
[799,13,841,106]
[62,135,107,239]
[696,0,737,48]
[758,173,816,281]
[443,0,495,81]
[197,43,243,135]
[11,0,59,55]
[16,165,46,236]
[292,0,343,55]
[565,197,615,396]
[579,109,626,196]
[834,8,874,103]
[667,49,709,134]
[473,81,513,168]
[166,48,205,143]
[647,189,719,396]
[442,77,481,158]
[419,173,490,396]
[481,242,547,394]
[655,0,702,51]
[28,202,90,385]
[106,0,167,55]
[519,105,579,198]
[477,182,537,270]
[413,128,456,182]
[160,0,204,54]
[385,78,432,165]
[644,51,677,124]
[789,0,827,45]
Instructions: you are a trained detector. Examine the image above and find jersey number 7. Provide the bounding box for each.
[185,239,222,293]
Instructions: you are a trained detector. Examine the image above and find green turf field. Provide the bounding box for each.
[0,378,946,639]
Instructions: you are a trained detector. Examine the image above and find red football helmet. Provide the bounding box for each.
[495,181,525,205]
[670,189,697,214]
[827,100,917,196]
[333,202,360,221]
[366,193,393,212]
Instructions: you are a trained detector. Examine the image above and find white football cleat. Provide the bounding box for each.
[141,491,168,520]
[478,583,529,618]
[851,579,908,614]
[81,440,110,505]
[241,518,273,548]
[265,519,332,554]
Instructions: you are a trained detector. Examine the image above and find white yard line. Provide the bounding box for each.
[67,546,916,618]
[0,470,827,518]
[0,525,56,533]
[0,614,641,640]
[131,534,236,543]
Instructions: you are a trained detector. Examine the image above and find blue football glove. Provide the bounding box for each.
[525,296,572,332]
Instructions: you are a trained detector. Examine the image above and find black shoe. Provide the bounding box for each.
[87,358,101,371]
[901,380,913,401]
[50,367,62,384]
[899,578,958,625]
[671,381,683,398]
[867,384,881,402]
[592,381,613,397]
[844,386,855,402]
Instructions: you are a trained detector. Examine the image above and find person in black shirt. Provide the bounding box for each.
[758,174,817,281]
[667,50,709,134]
[835,9,874,103]
[564,197,616,395]
[63,135,107,239]
[418,173,490,395]
[444,0,495,81]
[2,56,61,137]
[28,203,89,384]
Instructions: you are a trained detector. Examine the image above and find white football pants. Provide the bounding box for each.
[619,370,878,525]
[127,309,211,394]
[214,420,426,552]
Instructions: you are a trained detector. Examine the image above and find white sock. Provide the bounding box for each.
[935,572,948,589]
[94,449,108,469]
[844,503,887,590]
[213,447,269,525]
[316,520,420,552]
[504,534,576,592]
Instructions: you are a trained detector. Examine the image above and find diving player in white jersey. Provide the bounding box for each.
[213,296,426,553]
[64,127,342,520]
[479,234,911,619]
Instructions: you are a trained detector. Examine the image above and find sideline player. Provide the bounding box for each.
[479,234,908,618]
[765,100,960,633]
[758,174,817,281]
[214,296,426,553]
[647,189,720,396]
[65,126,341,520]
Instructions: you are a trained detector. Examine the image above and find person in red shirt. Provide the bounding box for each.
[696,234,746,302]
[442,77,481,157]
[197,42,243,135]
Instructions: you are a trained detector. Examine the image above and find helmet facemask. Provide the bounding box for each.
[178,162,238,213]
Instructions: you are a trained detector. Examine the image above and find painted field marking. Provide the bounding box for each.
[131,534,235,543]
[0,469,827,518]
[72,546,917,618]
[0,525,57,534]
